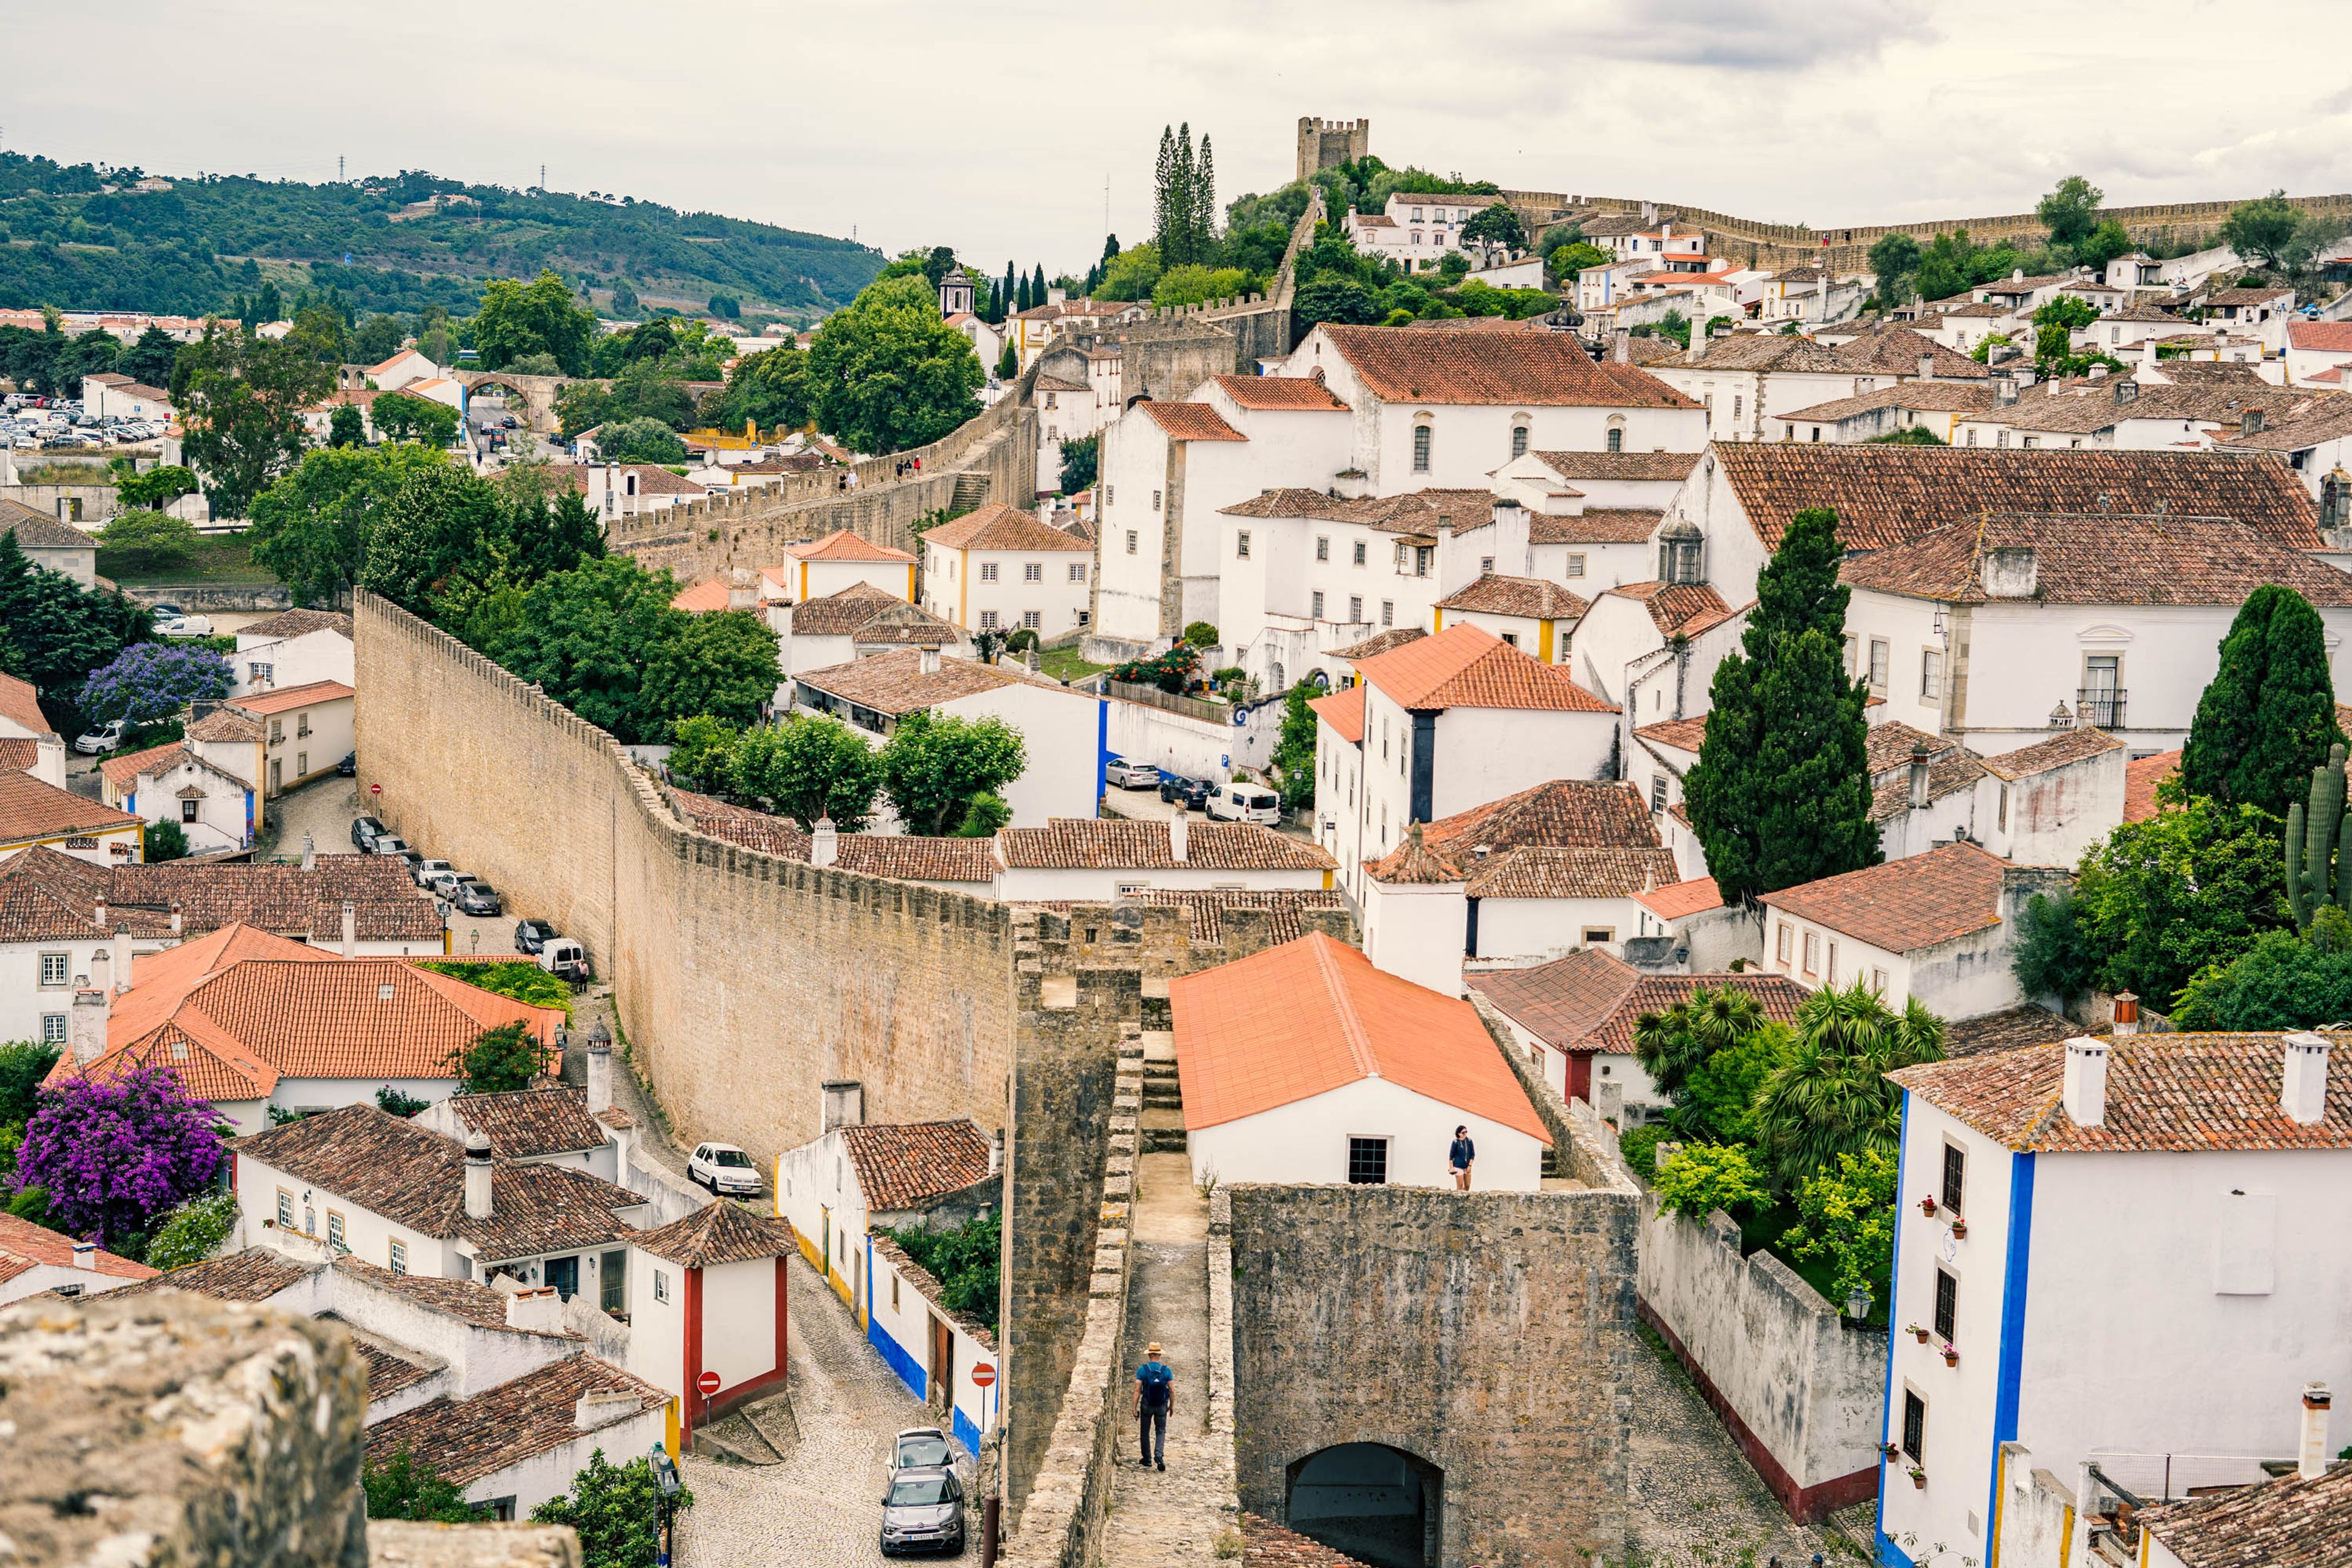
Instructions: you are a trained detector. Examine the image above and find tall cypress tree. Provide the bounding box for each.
[2182,584,2345,818]
[1153,126,1178,263]
[1193,135,1217,262]
[1682,507,1878,907]
[1001,262,1017,320]
[1031,264,1048,305]
[1015,269,1031,314]
[1170,125,1197,266]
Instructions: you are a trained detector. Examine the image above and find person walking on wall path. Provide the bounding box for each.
[1135,1340,1172,1471]
[1450,1125,1476,1191]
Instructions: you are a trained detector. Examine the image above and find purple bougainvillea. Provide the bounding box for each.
[78,641,233,727]
[13,1067,227,1247]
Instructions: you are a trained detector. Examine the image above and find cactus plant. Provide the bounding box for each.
[2285,744,2352,929]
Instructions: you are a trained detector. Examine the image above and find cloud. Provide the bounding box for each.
[1574,0,1939,69]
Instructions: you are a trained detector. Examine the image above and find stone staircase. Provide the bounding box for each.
[949,471,991,513]
[692,1390,800,1466]
[1139,1031,1188,1155]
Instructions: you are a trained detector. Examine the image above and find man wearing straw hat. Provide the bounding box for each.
[1134,1340,1174,1471]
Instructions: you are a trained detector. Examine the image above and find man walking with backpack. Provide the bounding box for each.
[1134,1340,1173,1470]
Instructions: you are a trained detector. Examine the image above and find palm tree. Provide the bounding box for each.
[1752,981,1943,1188]
[1633,984,1775,1140]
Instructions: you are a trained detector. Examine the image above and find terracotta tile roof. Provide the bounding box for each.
[0,1211,156,1281]
[1864,721,1960,777]
[236,609,353,641]
[1317,323,1698,409]
[1461,845,1680,899]
[1868,752,1986,822]
[333,1254,568,1333]
[2132,1453,2352,1568]
[2203,286,2296,308]
[1220,488,1499,536]
[1136,402,1247,442]
[1112,888,1348,944]
[782,527,914,563]
[669,578,733,613]
[0,738,37,772]
[2125,749,2180,823]
[1425,778,1658,857]
[1634,715,1709,753]
[0,671,54,737]
[0,771,138,843]
[100,740,201,794]
[630,1200,798,1267]
[1978,726,2125,780]
[1841,511,2352,608]
[1636,875,1725,920]
[1307,685,1364,744]
[1329,627,1427,662]
[365,1355,667,1487]
[1713,443,2321,554]
[108,1246,317,1303]
[573,462,703,497]
[1679,334,1851,373]
[838,1120,995,1213]
[1033,374,1090,393]
[1763,841,2006,952]
[1213,375,1349,411]
[2287,320,2352,353]
[1959,396,2125,437]
[1890,1031,2352,1153]
[79,850,442,942]
[437,1089,612,1159]
[0,500,97,549]
[1602,580,1737,639]
[1245,1512,1375,1567]
[922,503,1090,553]
[230,680,355,716]
[1942,1003,2075,1058]
[1776,383,1998,423]
[786,582,925,638]
[1437,573,1589,620]
[1468,948,1807,1054]
[184,707,262,743]
[1171,932,1548,1140]
[0,857,173,942]
[233,1105,644,1262]
[669,788,997,883]
[997,818,1332,872]
[2218,398,2352,453]
[1353,622,1615,713]
[1828,325,1991,380]
[796,649,1082,717]
[1528,508,1662,545]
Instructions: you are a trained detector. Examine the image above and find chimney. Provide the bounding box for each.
[821,1079,864,1133]
[1994,373,2019,407]
[463,1129,493,1220]
[1909,742,1932,810]
[1917,353,1936,382]
[1169,812,1188,861]
[919,646,941,676]
[584,1019,612,1115]
[2301,1384,2334,1483]
[810,816,839,869]
[726,567,758,612]
[69,979,109,1067]
[95,894,107,929]
[576,1388,641,1430]
[301,831,315,872]
[1684,324,1706,364]
[2114,378,2139,406]
[2112,992,2139,1036]
[170,900,183,937]
[1981,547,2039,599]
[2243,407,2266,436]
[503,1284,562,1332]
[341,899,356,959]
[989,1127,1004,1177]
[70,1238,97,1271]
[1612,328,1631,364]
[111,926,132,994]
[2062,1036,2109,1128]
[2281,1031,2331,1125]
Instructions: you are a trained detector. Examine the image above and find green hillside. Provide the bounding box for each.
[0,154,883,321]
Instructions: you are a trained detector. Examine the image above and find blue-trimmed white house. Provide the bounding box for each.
[1878,1022,2352,1567]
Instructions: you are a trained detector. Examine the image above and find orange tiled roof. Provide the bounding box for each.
[1762,840,2006,954]
[1307,685,1365,744]
[1528,508,1662,545]
[1354,622,1614,713]
[997,818,1333,872]
[669,578,732,613]
[838,1120,995,1213]
[782,528,914,563]
[1136,402,1247,442]
[2125,749,2181,823]
[1468,947,1805,1054]
[0,771,138,844]
[1212,375,1349,412]
[100,739,197,794]
[231,680,354,716]
[630,1200,797,1268]
[1436,573,1589,620]
[922,503,1090,554]
[1634,715,1709,754]
[0,1211,156,1281]
[1170,932,1548,1140]
[1636,875,1725,920]
[1316,325,1698,409]
[1601,581,1738,639]
[1841,511,2352,608]
[0,671,50,737]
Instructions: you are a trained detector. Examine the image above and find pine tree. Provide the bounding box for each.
[2182,584,2345,818]
[1170,126,1197,266]
[1153,126,1178,265]
[1193,135,1217,262]
[1682,508,1878,907]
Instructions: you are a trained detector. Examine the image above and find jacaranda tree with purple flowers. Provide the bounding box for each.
[78,641,233,728]
[13,1067,227,1252]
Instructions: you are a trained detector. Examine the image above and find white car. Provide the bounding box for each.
[688,1142,763,1197]
[1206,781,1282,826]
[1104,757,1160,791]
[412,858,454,889]
[74,718,129,755]
[156,612,215,638]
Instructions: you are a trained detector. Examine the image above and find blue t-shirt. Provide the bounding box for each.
[1450,1136,1476,1169]
[1137,1359,1172,1409]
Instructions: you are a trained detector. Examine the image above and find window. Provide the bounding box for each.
[1997,784,2010,831]
[1921,649,1943,699]
[1802,930,1820,975]
[654,1268,671,1303]
[1352,540,1366,566]
[181,799,198,824]
[388,1239,407,1275]
[1349,595,1363,622]
[1395,542,1409,570]
[1582,927,1615,944]
[1607,428,1624,453]
[980,562,998,582]
[1126,530,1138,555]
[1510,425,1529,458]
[1868,639,1890,691]
[1346,1136,1389,1185]
[1380,600,1394,627]
[1871,967,1888,994]
[1068,562,1086,582]
[1412,424,1432,472]
[1733,394,1743,421]
[1502,632,1518,647]
[601,1250,625,1314]
[1316,537,1330,562]
[1776,923,1792,963]
[1650,776,1668,813]
[1310,590,1326,619]
[39,952,67,987]
[1826,941,1839,984]
[41,1014,65,1044]
[1152,489,1163,511]
[1480,556,1494,574]
[1106,486,1115,504]
[891,1273,900,1311]
[1558,630,1572,661]
[1236,530,1251,559]
[1941,1142,1967,1216]
[1566,553,1586,577]
[276,1190,295,1227]
[1022,562,1042,583]
[1901,1390,1926,1461]
[979,610,999,629]
[247,662,274,687]
[1022,610,1041,630]
[296,715,311,737]
[326,1212,347,1252]
[270,719,284,744]
[1933,1268,1958,1341]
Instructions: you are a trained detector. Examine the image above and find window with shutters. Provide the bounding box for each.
[1803,931,1820,975]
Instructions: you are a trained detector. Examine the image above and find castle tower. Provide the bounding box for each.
[1295,117,1371,184]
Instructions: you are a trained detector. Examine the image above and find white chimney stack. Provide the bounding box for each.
[1908,742,1932,811]
[504,1284,562,1332]
[341,899,356,959]
[576,1388,640,1430]
[169,900,183,937]
[2062,1036,2109,1128]
[919,646,942,676]
[2301,1383,2333,1482]
[95,894,107,929]
[111,927,132,994]
[463,1129,494,1220]
[989,1127,1004,1178]
[301,831,316,872]
[1169,812,1188,862]
[584,1020,613,1116]
[2282,1032,2331,1126]
[811,817,839,869]
[70,1238,96,1270]
[69,979,109,1068]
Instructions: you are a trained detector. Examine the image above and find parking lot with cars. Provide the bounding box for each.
[1101,756,1293,831]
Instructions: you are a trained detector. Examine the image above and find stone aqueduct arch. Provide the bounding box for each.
[448,369,602,437]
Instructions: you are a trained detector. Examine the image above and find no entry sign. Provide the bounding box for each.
[697,1370,722,1396]
[971,1362,997,1389]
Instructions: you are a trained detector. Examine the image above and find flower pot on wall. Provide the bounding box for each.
[1909,1468,1927,1489]
[1951,1219,1968,1239]
[1909,1325,1930,1343]
[1919,1196,1937,1216]
[1941,1345,1960,1367]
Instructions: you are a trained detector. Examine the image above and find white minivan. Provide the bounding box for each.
[1207,782,1281,826]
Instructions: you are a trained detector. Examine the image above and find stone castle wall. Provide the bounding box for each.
[352,592,1016,1168]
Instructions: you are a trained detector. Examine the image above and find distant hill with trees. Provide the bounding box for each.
[0,152,883,320]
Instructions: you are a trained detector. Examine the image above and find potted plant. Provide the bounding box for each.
[1940,1343,1960,1367]
[1908,1466,1927,1489]
[1919,1195,1938,1216]
[1881,1442,1901,1460]
[1907,1324,1931,1343]
[1951,1218,1968,1239]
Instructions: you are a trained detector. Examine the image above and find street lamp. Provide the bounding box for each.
[649,1444,680,1567]
[1845,1286,1872,1322]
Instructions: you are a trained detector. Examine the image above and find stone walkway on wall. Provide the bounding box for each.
[1102,1152,1236,1566]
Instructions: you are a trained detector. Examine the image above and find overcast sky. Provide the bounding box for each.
[4,0,2345,277]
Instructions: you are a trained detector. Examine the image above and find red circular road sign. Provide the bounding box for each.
[369,783,382,797]
[970,1363,997,1389]
[697,1370,722,1396]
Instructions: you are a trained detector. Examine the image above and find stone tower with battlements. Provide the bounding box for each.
[1296,116,1370,183]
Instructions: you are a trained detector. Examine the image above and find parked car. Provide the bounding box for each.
[147,602,185,619]
[336,752,356,777]
[1104,756,1159,791]
[371,834,411,859]
[889,1428,956,1478]
[687,1142,763,1197]
[411,858,454,889]
[352,815,386,850]
[428,869,472,901]
[513,918,557,955]
[1205,782,1282,826]
[1156,772,1212,811]
[878,1467,965,1557]
[538,938,592,983]
[73,718,129,755]
[455,882,502,916]
[154,612,215,638]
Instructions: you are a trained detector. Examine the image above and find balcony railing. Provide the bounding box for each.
[2075,688,2127,728]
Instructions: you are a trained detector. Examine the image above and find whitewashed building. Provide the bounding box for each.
[230,608,354,699]
[919,503,1092,637]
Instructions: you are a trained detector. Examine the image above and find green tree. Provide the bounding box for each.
[1653,1142,1765,1219]
[249,443,448,605]
[1681,508,1877,908]
[145,1189,243,1271]
[1459,202,1527,251]
[117,326,182,390]
[2222,191,2305,271]
[284,306,351,366]
[994,340,1018,380]
[175,325,337,518]
[473,270,596,375]
[2037,176,2105,250]
[1547,241,1611,281]
[0,1042,61,1127]
[358,464,508,614]
[2012,891,2100,1005]
[883,1211,1000,1330]
[1294,276,1380,328]
[2182,586,2345,818]
[1095,243,1164,303]
[597,417,688,464]
[729,716,884,830]
[2174,905,2352,1030]
[143,820,189,863]
[366,1447,481,1524]
[2077,218,2135,274]
[1057,432,1098,494]
[1781,1147,1898,1314]
[1868,232,1923,303]
[95,510,202,570]
[805,274,984,455]
[1153,124,1216,269]
[1182,621,1218,649]
[327,404,364,448]
[2073,794,2288,1007]
[1152,264,1254,308]
[446,1021,545,1094]
[0,531,152,705]
[714,345,812,433]
[1272,682,1319,810]
[372,391,461,447]
[113,462,199,512]
[353,314,406,364]
[1632,986,1790,1145]
[1752,982,1943,1190]
[531,1449,690,1568]
[880,709,1026,835]
[413,960,576,1019]
[642,609,783,732]
[666,714,742,793]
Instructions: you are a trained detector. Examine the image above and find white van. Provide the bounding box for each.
[1207,782,1281,826]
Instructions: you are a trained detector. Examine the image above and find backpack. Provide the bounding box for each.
[1138,1360,1172,1409]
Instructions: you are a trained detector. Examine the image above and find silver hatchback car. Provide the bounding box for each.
[878,1466,963,1557]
